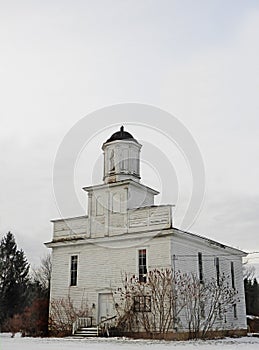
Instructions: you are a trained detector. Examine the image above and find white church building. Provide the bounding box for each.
[46,126,247,338]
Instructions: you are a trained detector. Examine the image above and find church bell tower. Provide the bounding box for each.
[83,126,159,234]
[102,126,142,184]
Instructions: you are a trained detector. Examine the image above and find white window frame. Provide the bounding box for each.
[70,254,78,287]
[136,247,148,283]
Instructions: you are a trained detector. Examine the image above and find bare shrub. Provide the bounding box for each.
[114,269,239,339]
[21,298,49,336]
[3,314,23,337]
[114,269,186,336]
[49,296,89,336]
[179,273,239,338]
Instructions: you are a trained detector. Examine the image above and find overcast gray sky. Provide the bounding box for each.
[0,0,259,274]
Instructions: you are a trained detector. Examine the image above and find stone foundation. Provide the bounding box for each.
[118,329,247,341]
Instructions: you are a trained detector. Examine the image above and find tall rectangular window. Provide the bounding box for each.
[218,302,223,319]
[138,249,147,283]
[200,301,205,318]
[215,257,220,285]
[198,252,204,284]
[70,255,78,286]
[231,261,235,289]
[233,303,237,318]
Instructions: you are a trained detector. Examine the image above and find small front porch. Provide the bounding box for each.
[72,315,117,337]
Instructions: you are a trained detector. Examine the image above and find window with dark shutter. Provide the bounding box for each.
[231,261,235,289]
[198,252,204,284]
[70,255,78,286]
[138,249,147,283]
[215,257,220,286]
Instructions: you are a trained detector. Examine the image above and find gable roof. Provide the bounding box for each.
[172,227,247,256]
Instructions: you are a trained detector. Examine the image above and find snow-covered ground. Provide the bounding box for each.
[1,334,259,350]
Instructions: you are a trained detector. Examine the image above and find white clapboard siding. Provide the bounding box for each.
[171,230,247,330]
[48,209,246,332]
[49,234,171,310]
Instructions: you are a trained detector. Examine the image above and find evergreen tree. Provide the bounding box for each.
[244,277,259,316]
[0,232,30,327]
[252,278,259,315]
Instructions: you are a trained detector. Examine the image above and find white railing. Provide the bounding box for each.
[72,317,94,335]
[53,216,88,240]
[72,315,117,336]
[53,205,173,241]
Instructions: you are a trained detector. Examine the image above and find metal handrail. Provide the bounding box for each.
[97,315,117,337]
[97,314,117,327]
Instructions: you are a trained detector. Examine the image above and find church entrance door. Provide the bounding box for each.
[98,292,114,323]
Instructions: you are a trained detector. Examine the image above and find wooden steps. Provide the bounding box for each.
[73,326,98,337]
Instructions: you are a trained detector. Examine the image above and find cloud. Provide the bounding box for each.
[189,192,259,251]
[1,2,259,270]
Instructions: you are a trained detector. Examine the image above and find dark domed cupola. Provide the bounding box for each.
[105,126,138,143]
[102,126,142,184]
